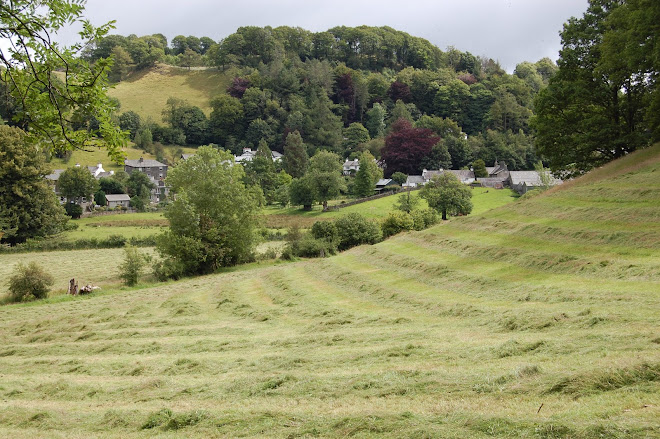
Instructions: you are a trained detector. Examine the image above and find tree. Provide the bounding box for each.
[283,131,309,178]
[472,159,488,178]
[532,0,650,177]
[353,151,382,197]
[7,262,54,302]
[422,142,452,170]
[307,150,344,210]
[0,126,68,245]
[119,245,149,286]
[382,118,440,176]
[381,210,415,238]
[58,166,99,204]
[126,171,154,211]
[99,177,125,194]
[289,177,316,210]
[209,95,245,145]
[394,191,419,213]
[342,122,370,157]
[119,111,142,140]
[365,103,386,138]
[335,213,382,250]
[94,190,107,206]
[108,45,133,82]
[0,1,127,161]
[391,172,408,186]
[244,140,278,203]
[420,173,473,220]
[178,48,202,70]
[156,146,260,277]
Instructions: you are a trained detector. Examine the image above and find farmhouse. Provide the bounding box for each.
[46,163,115,204]
[343,159,360,175]
[508,171,563,194]
[104,194,131,209]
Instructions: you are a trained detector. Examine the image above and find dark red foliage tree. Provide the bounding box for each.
[387,80,412,103]
[227,77,251,99]
[382,118,440,176]
[334,73,357,123]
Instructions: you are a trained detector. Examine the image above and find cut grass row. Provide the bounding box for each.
[0,146,657,437]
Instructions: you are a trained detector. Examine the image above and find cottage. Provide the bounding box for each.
[105,194,131,209]
[343,159,360,175]
[235,148,283,163]
[508,171,562,194]
[124,157,169,203]
[87,163,114,179]
[403,175,425,188]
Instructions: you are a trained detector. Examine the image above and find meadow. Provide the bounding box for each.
[109,64,230,121]
[0,146,658,437]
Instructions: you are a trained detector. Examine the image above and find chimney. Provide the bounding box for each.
[139,157,144,163]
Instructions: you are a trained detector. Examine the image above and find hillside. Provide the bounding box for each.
[109,64,230,122]
[0,145,658,438]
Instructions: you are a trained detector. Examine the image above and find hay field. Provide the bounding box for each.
[0,145,658,437]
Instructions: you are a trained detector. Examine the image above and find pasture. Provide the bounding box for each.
[0,146,658,437]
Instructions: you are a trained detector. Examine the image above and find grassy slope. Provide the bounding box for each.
[0,146,659,437]
[109,64,230,122]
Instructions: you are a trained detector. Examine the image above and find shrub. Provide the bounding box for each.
[411,208,439,231]
[7,262,54,302]
[65,203,83,219]
[311,220,338,243]
[119,245,150,286]
[335,212,382,250]
[381,210,414,238]
[296,234,337,258]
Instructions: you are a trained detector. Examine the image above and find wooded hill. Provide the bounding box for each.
[96,26,555,172]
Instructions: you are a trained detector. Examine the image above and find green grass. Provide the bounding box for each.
[0,146,658,437]
[62,212,167,241]
[109,64,230,122]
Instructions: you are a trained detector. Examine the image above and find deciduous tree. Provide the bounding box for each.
[382,118,440,176]
[420,173,472,220]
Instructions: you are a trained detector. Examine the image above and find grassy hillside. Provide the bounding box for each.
[0,146,658,437]
[109,64,230,121]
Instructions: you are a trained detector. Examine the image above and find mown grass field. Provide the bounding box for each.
[109,64,230,122]
[0,146,658,437]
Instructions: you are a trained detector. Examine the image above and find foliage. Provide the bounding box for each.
[311,221,339,243]
[472,159,488,178]
[394,191,420,213]
[342,122,370,156]
[64,203,83,219]
[353,151,382,197]
[126,171,154,211]
[94,190,107,206]
[283,131,309,178]
[306,150,344,210]
[7,262,54,302]
[420,173,473,220]
[381,210,415,238]
[156,146,259,277]
[0,0,127,161]
[118,245,149,286]
[335,212,382,250]
[57,166,99,203]
[0,126,68,245]
[391,172,408,186]
[410,208,439,231]
[532,0,654,177]
[288,177,316,210]
[382,118,440,176]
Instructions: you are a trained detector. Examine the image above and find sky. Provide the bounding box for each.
[57,0,590,72]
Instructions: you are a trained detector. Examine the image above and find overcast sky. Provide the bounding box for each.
[59,0,589,72]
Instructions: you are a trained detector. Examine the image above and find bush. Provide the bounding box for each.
[335,213,382,250]
[311,220,338,243]
[411,208,439,231]
[7,262,54,302]
[65,203,83,219]
[381,210,414,238]
[295,234,337,258]
[118,245,150,286]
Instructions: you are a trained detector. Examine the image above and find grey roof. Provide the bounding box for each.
[375,178,394,187]
[509,171,562,187]
[104,194,131,202]
[124,158,167,168]
[445,170,475,181]
[180,154,195,160]
[422,170,443,180]
[45,169,65,181]
[485,167,496,175]
[406,175,425,185]
[272,151,283,159]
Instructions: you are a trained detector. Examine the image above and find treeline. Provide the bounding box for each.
[93,26,557,173]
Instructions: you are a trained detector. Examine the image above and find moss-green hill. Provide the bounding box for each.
[109,64,230,121]
[1,146,658,438]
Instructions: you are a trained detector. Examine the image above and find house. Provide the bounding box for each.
[508,170,562,194]
[124,157,169,203]
[403,175,425,188]
[479,161,510,188]
[46,163,115,204]
[87,163,114,179]
[375,178,398,193]
[343,159,360,175]
[234,148,283,163]
[45,169,67,203]
[105,194,131,209]
[421,169,475,185]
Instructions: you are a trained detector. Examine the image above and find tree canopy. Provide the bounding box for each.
[0,0,127,160]
[420,173,473,221]
[156,146,260,277]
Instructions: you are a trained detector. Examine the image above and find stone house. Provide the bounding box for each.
[105,194,131,209]
[124,157,169,203]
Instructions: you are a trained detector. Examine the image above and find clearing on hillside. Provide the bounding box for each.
[0,145,658,438]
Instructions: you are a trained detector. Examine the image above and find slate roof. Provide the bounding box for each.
[445,170,475,181]
[405,175,425,185]
[375,178,394,187]
[104,194,131,202]
[45,169,65,181]
[509,171,562,187]
[124,158,167,168]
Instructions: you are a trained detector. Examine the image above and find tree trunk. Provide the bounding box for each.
[442,209,447,221]
[322,200,328,211]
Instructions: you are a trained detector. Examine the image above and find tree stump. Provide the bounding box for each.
[68,278,78,295]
